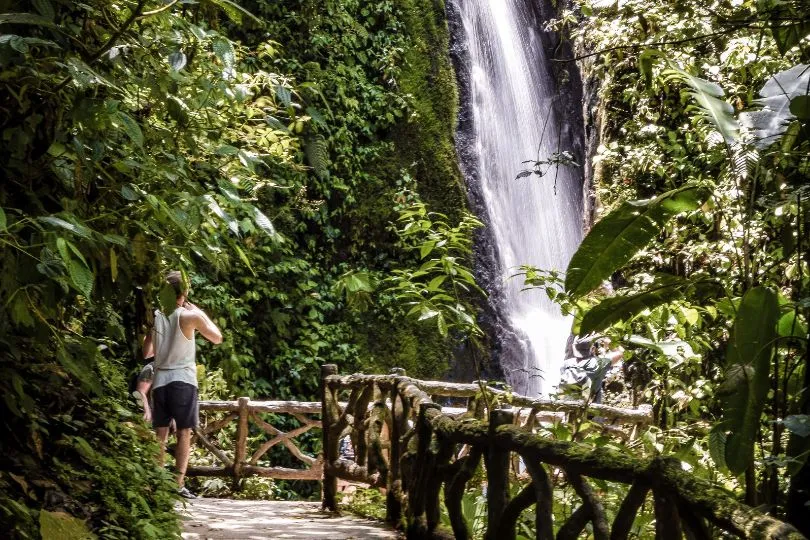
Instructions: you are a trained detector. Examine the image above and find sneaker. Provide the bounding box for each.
[177,486,197,499]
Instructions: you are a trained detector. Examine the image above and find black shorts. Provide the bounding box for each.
[152,382,199,429]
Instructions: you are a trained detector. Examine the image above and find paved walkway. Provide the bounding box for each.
[179,498,401,539]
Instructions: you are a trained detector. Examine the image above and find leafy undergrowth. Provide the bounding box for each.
[0,357,180,539]
[338,486,388,522]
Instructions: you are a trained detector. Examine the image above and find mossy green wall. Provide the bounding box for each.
[349,0,470,381]
[392,0,466,220]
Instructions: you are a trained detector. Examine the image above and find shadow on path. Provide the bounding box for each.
[179,498,401,539]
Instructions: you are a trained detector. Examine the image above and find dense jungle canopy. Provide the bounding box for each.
[0,0,808,538]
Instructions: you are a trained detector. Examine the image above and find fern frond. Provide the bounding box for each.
[305,135,329,179]
[728,142,759,183]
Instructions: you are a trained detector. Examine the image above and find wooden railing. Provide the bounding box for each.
[187,398,323,481]
[320,365,804,540]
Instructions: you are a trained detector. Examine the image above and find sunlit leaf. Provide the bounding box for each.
[39,216,92,238]
[740,64,810,148]
[168,51,187,71]
[665,66,739,145]
[253,207,276,237]
[436,312,448,336]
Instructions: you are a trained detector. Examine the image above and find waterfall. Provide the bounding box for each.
[450,0,584,396]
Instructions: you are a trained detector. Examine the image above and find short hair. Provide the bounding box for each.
[165,270,187,298]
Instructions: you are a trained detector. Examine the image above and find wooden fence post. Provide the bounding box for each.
[485,408,513,540]
[233,396,250,482]
[386,367,405,525]
[320,364,339,512]
[407,402,441,537]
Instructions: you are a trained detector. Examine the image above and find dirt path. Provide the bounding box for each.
[179,498,401,539]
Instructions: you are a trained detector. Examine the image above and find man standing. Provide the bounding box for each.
[143,271,222,498]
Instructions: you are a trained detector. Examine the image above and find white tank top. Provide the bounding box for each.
[151,307,197,390]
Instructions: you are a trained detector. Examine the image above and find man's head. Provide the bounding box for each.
[166,270,189,301]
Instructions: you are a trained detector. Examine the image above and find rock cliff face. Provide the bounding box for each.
[445,0,505,384]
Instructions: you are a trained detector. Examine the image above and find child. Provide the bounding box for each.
[132,359,156,422]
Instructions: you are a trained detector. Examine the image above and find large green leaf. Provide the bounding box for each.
[718,286,779,474]
[565,184,708,298]
[664,66,739,145]
[0,12,56,27]
[212,37,236,74]
[68,259,93,299]
[581,275,724,334]
[708,424,728,471]
[580,274,690,334]
[772,21,810,57]
[203,0,262,25]
[113,111,143,147]
[158,283,178,315]
[56,344,101,396]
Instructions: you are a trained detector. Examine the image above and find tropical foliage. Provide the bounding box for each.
[536,0,810,531]
[0,0,472,536]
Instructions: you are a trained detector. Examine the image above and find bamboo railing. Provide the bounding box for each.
[320,365,804,540]
[186,398,323,481]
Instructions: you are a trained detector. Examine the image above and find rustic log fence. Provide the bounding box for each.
[186,398,323,481]
[320,365,805,540]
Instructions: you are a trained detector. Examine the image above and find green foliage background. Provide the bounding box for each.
[0,0,471,536]
[540,0,810,528]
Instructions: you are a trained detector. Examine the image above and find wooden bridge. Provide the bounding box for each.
[184,365,804,539]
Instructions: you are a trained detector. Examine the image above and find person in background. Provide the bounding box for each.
[143,271,223,499]
[132,359,177,435]
[133,359,155,423]
[559,334,624,403]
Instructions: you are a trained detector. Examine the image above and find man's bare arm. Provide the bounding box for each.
[184,302,223,344]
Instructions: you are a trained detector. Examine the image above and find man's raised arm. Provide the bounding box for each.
[185,302,223,344]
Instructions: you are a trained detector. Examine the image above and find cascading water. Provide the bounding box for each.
[450,0,583,396]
